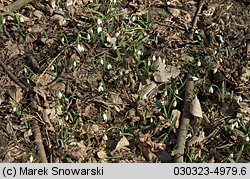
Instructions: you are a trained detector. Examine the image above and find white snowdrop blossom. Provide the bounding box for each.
[87,33,91,40]
[13,106,17,112]
[172,100,177,107]
[57,91,63,99]
[175,89,179,95]
[97,26,102,33]
[106,36,111,43]
[111,0,116,4]
[2,18,5,24]
[103,112,108,121]
[65,115,69,121]
[51,65,55,71]
[107,63,112,70]
[115,31,120,37]
[73,60,77,67]
[152,55,156,61]
[77,44,84,52]
[147,60,151,67]
[97,18,102,25]
[197,60,201,67]
[245,136,250,142]
[142,94,148,100]
[103,134,108,141]
[61,37,65,44]
[19,16,24,23]
[136,49,142,56]
[192,76,199,81]
[217,35,224,43]
[112,45,117,50]
[163,90,168,97]
[131,16,136,22]
[24,67,28,74]
[98,83,104,92]
[150,118,154,123]
[230,153,234,158]
[27,79,30,84]
[100,59,104,65]
[237,95,242,103]
[209,86,214,94]
[29,155,34,163]
[213,67,218,74]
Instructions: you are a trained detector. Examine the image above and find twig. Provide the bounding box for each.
[189,0,205,39]
[33,120,48,163]
[174,74,194,163]
[0,60,26,90]
[2,0,33,13]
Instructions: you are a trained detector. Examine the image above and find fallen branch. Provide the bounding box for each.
[2,0,33,13]
[174,74,194,163]
[189,0,205,39]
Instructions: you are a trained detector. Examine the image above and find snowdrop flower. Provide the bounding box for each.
[107,63,112,70]
[29,155,34,163]
[73,60,77,67]
[97,26,102,33]
[57,91,63,98]
[2,18,5,24]
[209,86,214,94]
[172,100,177,107]
[197,60,201,67]
[115,31,120,37]
[65,115,69,121]
[150,118,154,123]
[103,134,108,141]
[111,0,116,4]
[103,112,108,121]
[142,94,148,100]
[136,49,142,56]
[245,136,249,142]
[217,35,224,43]
[112,45,117,50]
[61,37,65,44]
[131,16,136,22]
[87,33,91,40]
[147,60,151,66]
[163,90,168,97]
[77,44,84,52]
[97,18,102,25]
[27,79,30,84]
[152,55,156,61]
[237,95,242,103]
[51,65,55,71]
[213,67,218,74]
[175,89,179,95]
[106,36,111,43]
[230,153,234,158]
[192,76,199,81]
[24,67,28,74]
[98,83,104,92]
[219,58,223,63]
[100,59,104,65]
[13,106,17,112]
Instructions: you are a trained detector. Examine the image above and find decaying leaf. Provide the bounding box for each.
[190,95,203,118]
[171,109,181,129]
[114,136,129,151]
[138,80,157,99]
[97,150,107,159]
[151,58,180,83]
[167,7,181,17]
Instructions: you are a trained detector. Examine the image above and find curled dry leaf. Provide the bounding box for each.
[138,80,157,99]
[167,7,181,17]
[190,95,203,118]
[97,150,107,159]
[171,109,181,129]
[114,136,129,151]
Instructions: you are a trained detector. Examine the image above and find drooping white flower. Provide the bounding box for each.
[213,68,218,74]
[174,89,179,95]
[191,76,199,81]
[230,153,234,158]
[51,65,55,71]
[237,95,242,103]
[131,16,136,22]
[98,83,104,92]
[106,36,111,43]
[100,59,104,65]
[2,18,6,24]
[77,44,84,52]
[57,91,63,98]
[209,86,214,94]
[197,60,201,67]
[103,134,108,141]
[61,37,65,44]
[172,100,177,107]
[103,112,108,121]
[111,0,116,4]
[73,60,77,67]
[24,67,28,74]
[97,26,102,33]
[115,31,120,37]
[97,18,102,25]
[87,33,91,40]
[13,106,17,112]
[142,94,148,100]
[245,136,249,142]
[147,60,151,66]
[152,55,156,61]
[107,63,112,70]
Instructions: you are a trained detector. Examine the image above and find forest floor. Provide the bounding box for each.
[0,0,250,163]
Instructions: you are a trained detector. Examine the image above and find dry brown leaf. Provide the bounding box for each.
[138,80,157,99]
[167,7,180,17]
[190,95,203,118]
[66,140,87,162]
[114,136,129,151]
[171,109,181,128]
[187,131,205,146]
[97,151,107,159]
